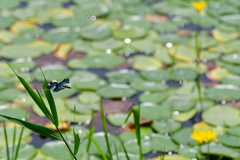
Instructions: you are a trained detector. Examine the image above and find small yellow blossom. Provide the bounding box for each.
[192,1,207,13]
[191,129,219,143]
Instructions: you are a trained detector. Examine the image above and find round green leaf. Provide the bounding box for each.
[205,85,240,101]
[0,16,15,29]
[226,126,240,137]
[130,79,168,91]
[42,27,78,43]
[151,134,178,152]
[1,144,36,160]
[78,91,101,104]
[0,88,22,101]
[10,58,36,71]
[222,53,240,65]
[97,84,136,98]
[140,69,170,82]
[107,113,134,126]
[83,54,125,68]
[163,95,195,112]
[33,65,72,82]
[172,127,193,145]
[151,119,181,134]
[139,91,167,103]
[201,142,240,159]
[170,67,197,81]
[140,105,171,120]
[178,146,204,159]
[66,99,99,114]
[202,105,240,127]
[114,25,146,39]
[105,69,140,84]
[153,22,178,33]
[221,76,240,87]
[67,59,88,69]
[41,141,81,159]
[217,133,240,147]
[80,25,112,40]
[173,108,196,122]
[92,38,124,51]
[0,0,20,9]
[124,138,152,154]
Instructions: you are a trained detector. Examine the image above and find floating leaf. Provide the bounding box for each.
[151,119,181,134]
[129,55,162,70]
[151,134,178,152]
[202,105,240,127]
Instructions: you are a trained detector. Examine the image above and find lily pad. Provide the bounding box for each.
[163,95,195,112]
[114,25,147,39]
[221,76,240,87]
[82,54,125,68]
[81,132,121,155]
[41,141,81,159]
[221,14,240,26]
[80,24,112,40]
[153,22,178,33]
[67,59,88,69]
[0,0,20,9]
[33,65,72,82]
[172,127,195,145]
[1,144,36,160]
[140,105,171,120]
[107,113,134,126]
[212,28,239,43]
[52,16,90,28]
[151,134,178,152]
[97,84,136,98]
[169,45,197,62]
[222,53,240,65]
[217,133,240,147]
[151,119,181,134]
[172,108,197,122]
[0,105,29,121]
[42,27,78,43]
[140,69,170,82]
[124,138,152,154]
[105,69,140,84]
[0,16,15,29]
[92,38,124,51]
[130,79,168,92]
[129,55,162,70]
[201,142,240,159]
[178,146,204,159]
[131,38,157,53]
[154,155,191,160]
[205,85,240,101]
[10,58,36,71]
[66,99,99,114]
[226,126,240,137]
[0,88,22,101]
[78,91,101,104]
[170,67,197,81]
[139,91,167,103]
[202,105,240,127]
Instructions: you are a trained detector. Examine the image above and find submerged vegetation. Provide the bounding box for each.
[0,0,240,159]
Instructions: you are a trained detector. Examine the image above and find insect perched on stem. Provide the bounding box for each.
[47,78,71,92]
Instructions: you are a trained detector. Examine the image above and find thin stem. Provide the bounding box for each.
[12,125,16,160]
[3,122,10,160]
[87,111,94,153]
[56,127,77,160]
[14,127,24,160]
[207,142,210,160]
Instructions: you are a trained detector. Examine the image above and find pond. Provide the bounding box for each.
[0,0,240,159]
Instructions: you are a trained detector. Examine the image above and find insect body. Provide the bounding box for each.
[47,78,71,92]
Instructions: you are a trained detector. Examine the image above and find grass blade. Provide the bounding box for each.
[41,68,59,127]
[73,130,80,156]
[87,111,94,153]
[132,105,142,160]
[14,126,24,160]
[124,104,134,124]
[0,114,62,140]
[3,122,10,160]
[114,142,119,160]
[12,125,16,159]
[87,127,108,160]
[100,102,113,160]
[121,143,130,160]
[6,63,54,123]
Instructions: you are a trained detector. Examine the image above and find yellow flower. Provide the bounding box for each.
[191,129,219,143]
[192,1,207,13]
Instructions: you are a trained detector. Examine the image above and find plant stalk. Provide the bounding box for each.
[56,127,77,160]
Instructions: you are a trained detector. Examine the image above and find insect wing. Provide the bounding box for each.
[53,85,65,92]
[59,78,70,86]
[47,82,58,89]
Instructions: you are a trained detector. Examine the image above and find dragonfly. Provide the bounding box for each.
[47,78,71,92]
